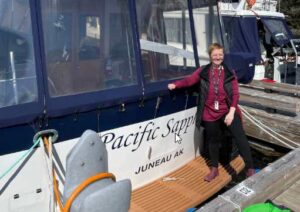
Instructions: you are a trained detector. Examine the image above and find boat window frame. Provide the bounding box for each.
[135,0,205,96]
[38,0,144,118]
[0,0,46,128]
[0,0,219,127]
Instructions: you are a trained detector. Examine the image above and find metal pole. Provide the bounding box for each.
[10,51,18,104]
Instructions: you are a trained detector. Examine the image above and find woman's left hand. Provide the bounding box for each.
[224,112,234,126]
[225,107,236,126]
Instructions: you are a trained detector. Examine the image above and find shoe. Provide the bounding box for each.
[204,167,219,182]
[246,168,255,177]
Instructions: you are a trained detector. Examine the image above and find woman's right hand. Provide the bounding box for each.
[168,83,176,90]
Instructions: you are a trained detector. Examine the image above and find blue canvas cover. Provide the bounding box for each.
[223,16,261,63]
[224,52,256,84]
[222,16,260,83]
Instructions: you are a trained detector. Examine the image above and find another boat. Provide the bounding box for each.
[219,0,299,84]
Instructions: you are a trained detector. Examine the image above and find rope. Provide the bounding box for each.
[240,106,295,149]
[0,137,42,180]
[240,105,299,146]
[42,136,64,212]
[239,105,299,149]
[53,170,64,211]
[41,137,55,212]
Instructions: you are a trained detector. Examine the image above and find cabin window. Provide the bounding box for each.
[41,0,137,97]
[136,0,196,83]
[0,1,38,108]
[261,18,291,46]
[192,1,222,65]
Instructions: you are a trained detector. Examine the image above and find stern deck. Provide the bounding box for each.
[130,156,245,212]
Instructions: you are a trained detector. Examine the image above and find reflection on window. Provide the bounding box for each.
[79,16,100,60]
[192,1,222,65]
[0,1,38,108]
[165,18,192,45]
[136,0,195,83]
[41,0,137,97]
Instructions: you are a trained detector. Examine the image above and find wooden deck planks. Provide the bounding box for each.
[273,179,300,211]
[242,80,300,96]
[239,86,300,114]
[130,156,245,212]
[239,80,300,149]
[241,105,300,149]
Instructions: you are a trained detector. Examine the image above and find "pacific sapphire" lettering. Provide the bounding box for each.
[101,115,195,152]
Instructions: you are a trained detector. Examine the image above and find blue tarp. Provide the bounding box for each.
[224,52,256,84]
[222,16,260,83]
[223,16,261,63]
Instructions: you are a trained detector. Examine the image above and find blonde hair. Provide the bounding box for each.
[208,43,224,56]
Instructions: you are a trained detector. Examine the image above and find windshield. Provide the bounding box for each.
[261,18,292,46]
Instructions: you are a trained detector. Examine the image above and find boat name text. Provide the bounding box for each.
[101,115,195,152]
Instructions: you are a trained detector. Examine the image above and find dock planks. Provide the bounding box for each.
[198,148,300,211]
[130,156,245,212]
[273,179,300,211]
[239,80,300,149]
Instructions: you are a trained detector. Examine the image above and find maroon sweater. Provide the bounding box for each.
[174,67,239,121]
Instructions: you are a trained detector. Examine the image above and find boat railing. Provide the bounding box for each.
[219,0,278,12]
[251,0,278,12]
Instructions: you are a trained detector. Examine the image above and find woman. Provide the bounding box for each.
[168,43,255,182]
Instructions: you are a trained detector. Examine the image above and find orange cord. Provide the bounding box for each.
[63,172,116,212]
[53,170,64,211]
[43,136,50,153]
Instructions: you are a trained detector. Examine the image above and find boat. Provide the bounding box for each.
[0,0,296,211]
[219,0,299,84]
[217,0,300,149]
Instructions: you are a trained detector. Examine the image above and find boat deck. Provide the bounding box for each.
[130,156,245,212]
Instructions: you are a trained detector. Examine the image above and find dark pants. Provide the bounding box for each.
[203,113,253,169]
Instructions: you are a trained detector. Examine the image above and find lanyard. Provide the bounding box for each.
[211,66,222,110]
[211,66,222,99]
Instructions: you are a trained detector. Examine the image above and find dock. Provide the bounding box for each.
[239,80,300,149]
[198,147,300,211]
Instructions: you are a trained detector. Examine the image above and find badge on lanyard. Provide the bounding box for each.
[214,100,219,110]
[212,66,222,111]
